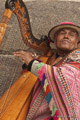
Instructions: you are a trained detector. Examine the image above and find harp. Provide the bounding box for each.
[0,0,52,119]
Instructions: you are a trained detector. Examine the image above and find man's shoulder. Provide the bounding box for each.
[73,49,80,55]
[67,49,80,63]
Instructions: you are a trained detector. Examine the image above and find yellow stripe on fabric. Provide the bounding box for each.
[43,79,48,92]
[58,118,62,120]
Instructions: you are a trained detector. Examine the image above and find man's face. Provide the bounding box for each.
[54,28,79,52]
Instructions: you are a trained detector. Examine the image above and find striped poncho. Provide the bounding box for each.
[27,49,80,120]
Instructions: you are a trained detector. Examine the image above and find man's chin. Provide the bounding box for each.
[59,47,73,52]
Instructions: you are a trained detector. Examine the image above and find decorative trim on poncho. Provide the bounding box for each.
[38,63,61,120]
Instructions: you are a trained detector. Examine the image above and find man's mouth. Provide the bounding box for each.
[62,39,70,43]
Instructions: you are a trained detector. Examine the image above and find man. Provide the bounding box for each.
[14,22,80,120]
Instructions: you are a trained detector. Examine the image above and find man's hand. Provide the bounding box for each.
[13,51,37,65]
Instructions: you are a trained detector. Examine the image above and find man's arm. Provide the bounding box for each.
[14,51,80,119]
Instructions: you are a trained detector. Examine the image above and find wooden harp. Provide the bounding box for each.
[0,0,52,119]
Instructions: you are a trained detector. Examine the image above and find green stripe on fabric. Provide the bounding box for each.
[51,104,57,117]
[37,63,44,70]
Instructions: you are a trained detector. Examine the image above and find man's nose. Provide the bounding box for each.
[64,33,69,38]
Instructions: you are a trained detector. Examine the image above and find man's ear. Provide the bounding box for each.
[77,37,80,43]
[54,37,57,45]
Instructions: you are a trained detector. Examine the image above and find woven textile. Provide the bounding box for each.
[27,49,80,120]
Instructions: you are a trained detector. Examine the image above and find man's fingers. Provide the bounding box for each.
[13,51,26,57]
[13,51,24,55]
[13,53,24,59]
[14,53,26,63]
